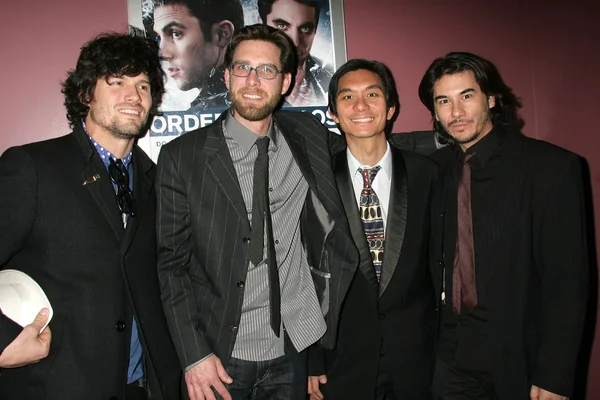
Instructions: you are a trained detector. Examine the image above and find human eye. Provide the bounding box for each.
[276,22,288,30]
[235,63,250,72]
[107,77,122,86]
[300,26,314,35]
[169,29,183,39]
[437,98,449,105]
[138,83,150,91]
[367,91,379,98]
[463,93,473,100]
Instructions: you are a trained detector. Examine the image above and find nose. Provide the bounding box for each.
[124,84,141,104]
[158,38,173,60]
[287,30,300,48]
[451,102,464,118]
[244,69,261,86]
[353,96,369,111]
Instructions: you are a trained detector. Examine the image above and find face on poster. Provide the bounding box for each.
[129,0,347,161]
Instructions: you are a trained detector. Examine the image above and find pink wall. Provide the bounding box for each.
[1,0,599,397]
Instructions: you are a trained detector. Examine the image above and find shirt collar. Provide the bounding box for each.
[464,125,505,167]
[82,120,133,168]
[224,108,278,154]
[347,141,392,183]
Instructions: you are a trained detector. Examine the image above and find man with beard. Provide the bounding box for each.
[420,52,588,400]
[0,33,182,399]
[151,0,244,112]
[156,24,359,400]
[258,0,333,106]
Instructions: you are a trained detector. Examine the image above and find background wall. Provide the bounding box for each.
[1,0,599,397]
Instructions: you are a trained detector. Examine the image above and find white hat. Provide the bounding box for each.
[0,269,53,333]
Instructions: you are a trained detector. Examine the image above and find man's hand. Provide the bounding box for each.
[530,385,569,400]
[0,308,52,368]
[308,375,327,400]
[185,354,233,400]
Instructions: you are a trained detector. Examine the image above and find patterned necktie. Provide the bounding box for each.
[359,166,385,282]
[452,153,477,315]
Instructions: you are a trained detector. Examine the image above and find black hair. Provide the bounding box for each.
[418,51,523,143]
[152,0,244,40]
[224,24,297,75]
[328,59,400,136]
[258,0,320,27]
[61,32,165,128]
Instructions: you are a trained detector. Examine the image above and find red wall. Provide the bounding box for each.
[1,0,599,396]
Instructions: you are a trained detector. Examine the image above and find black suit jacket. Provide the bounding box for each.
[156,110,359,369]
[430,130,588,399]
[310,135,437,399]
[0,125,182,399]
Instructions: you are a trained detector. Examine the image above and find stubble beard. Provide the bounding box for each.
[89,108,146,140]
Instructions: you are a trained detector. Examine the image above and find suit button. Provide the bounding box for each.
[229,325,238,332]
[438,260,443,268]
[379,313,385,320]
[237,281,245,288]
[116,320,126,332]
[243,237,250,244]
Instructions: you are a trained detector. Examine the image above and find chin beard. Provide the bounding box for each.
[231,91,281,122]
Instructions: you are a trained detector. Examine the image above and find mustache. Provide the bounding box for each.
[449,119,473,127]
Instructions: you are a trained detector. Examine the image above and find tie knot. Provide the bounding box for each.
[463,152,475,164]
[256,136,270,155]
[359,166,381,188]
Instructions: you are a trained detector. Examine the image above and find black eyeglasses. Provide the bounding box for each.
[229,62,282,80]
[108,158,136,216]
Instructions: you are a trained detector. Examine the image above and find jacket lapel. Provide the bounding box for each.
[203,114,248,222]
[333,152,379,290]
[121,147,154,254]
[74,124,124,240]
[379,147,408,296]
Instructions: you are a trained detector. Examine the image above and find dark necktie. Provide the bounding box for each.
[248,137,281,336]
[453,153,477,314]
[359,166,385,282]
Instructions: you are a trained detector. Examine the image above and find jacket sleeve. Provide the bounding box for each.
[155,144,212,370]
[532,154,589,397]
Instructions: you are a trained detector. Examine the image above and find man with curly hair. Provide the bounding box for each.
[0,32,183,400]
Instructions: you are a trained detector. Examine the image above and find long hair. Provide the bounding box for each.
[151,0,244,39]
[418,51,523,144]
[328,59,400,137]
[224,24,297,75]
[61,32,165,128]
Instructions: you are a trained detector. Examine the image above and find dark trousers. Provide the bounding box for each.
[218,335,307,400]
[432,358,498,400]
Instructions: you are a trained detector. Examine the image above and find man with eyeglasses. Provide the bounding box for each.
[0,33,182,399]
[156,24,358,400]
[258,0,333,106]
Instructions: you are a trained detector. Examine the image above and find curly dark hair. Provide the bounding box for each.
[328,59,400,137]
[224,24,297,75]
[418,51,524,144]
[61,32,165,128]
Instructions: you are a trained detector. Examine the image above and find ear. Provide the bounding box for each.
[224,67,231,90]
[281,72,293,95]
[211,20,235,48]
[328,106,340,124]
[488,95,496,109]
[386,105,396,121]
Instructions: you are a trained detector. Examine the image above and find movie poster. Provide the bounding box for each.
[127,0,347,162]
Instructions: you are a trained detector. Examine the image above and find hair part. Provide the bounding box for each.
[257,0,320,27]
[151,0,244,39]
[418,51,523,144]
[328,59,400,137]
[61,32,165,128]
[224,24,297,75]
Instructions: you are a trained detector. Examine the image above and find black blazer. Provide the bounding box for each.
[430,130,588,399]
[0,125,182,399]
[310,135,437,399]
[155,110,359,369]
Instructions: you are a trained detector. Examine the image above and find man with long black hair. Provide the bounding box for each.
[420,51,588,400]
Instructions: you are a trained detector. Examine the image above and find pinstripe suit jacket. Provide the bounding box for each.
[156,110,359,369]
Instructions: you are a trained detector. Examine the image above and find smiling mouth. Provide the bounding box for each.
[119,109,141,116]
[167,67,180,77]
[351,117,374,123]
[242,93,263,100]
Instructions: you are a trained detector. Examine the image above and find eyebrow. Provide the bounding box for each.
[271,17,291,26]
[337,84,384,95]
[157,21,186,33]
[434,87,476,101]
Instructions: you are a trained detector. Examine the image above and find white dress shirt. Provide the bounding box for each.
[347,141,392,232]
